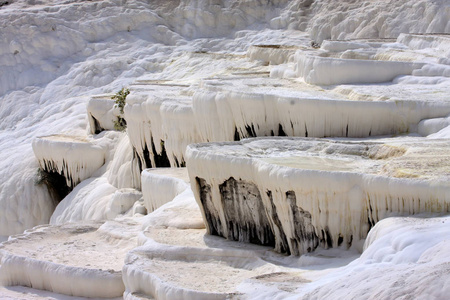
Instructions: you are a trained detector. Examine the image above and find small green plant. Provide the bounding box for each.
[112,87,130,131]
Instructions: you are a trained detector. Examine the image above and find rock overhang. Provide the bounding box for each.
[186,137,450,255]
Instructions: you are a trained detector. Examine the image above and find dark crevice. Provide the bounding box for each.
[304,124,308,137]
[142,145,153,170]
[278,124,287,136]
[90,114,104,134]
[174,156,187,168]
[338,235,344,246]
[151,138,171,168]
[346,124,349,137]
[267,190,290,254]
[36,169,71,204]
[196,177,222,236]
[324,227,333,248]
[244,124,257,138]
[234,127,240,141]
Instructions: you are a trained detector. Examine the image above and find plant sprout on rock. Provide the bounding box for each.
[112,88,130,131]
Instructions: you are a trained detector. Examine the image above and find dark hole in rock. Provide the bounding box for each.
[151,139,171,168]
[90,114,104,134]
[35,168,71,204]
[278,124,287,136]
[234,127,240,141]
[338,235,344,246]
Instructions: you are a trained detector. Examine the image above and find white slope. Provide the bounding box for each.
[0,0,449,299]
[0,0,310,238]
[294,215,450,300]
[307,0,450,43]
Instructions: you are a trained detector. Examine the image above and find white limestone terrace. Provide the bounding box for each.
[186,137,450,256]
[123,50,275,176]
[141,168,189,213]
[123,73,450,188]
[272,34,450,85]
[125,82,197,173]
[32,134,106,190]
[0,220,141,298]
[195,76,450,140]
[123,190,357,300]
[0,0,449,299]
[87,94,118,135]
[121,34,450,182]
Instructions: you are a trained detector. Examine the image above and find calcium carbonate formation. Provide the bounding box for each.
[32,135,106,189]
[1,0,450,299]
[186,137,450,255]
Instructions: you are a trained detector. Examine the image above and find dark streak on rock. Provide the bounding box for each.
[244,124,257,138]
[219,178,275,246]
[141,144,153,169]
[196,177,222,236]
[267,190,290,254]
[286,191,319,255]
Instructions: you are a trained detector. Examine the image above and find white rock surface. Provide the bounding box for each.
[87,95,118,134]
[32,135,106,188]
[186,137,450,255]
[0,220,140,298]
[141,168,189,213]
[0,0,449,298]
[296,215,450,300]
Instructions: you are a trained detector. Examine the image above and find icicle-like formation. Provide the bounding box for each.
[107,134,138,189]
[186,137,450,255]
[193,81,450,141]
[32,135,106,189]
[124,88,202,185]
[126,79,450,175]
[125,79,450,191]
